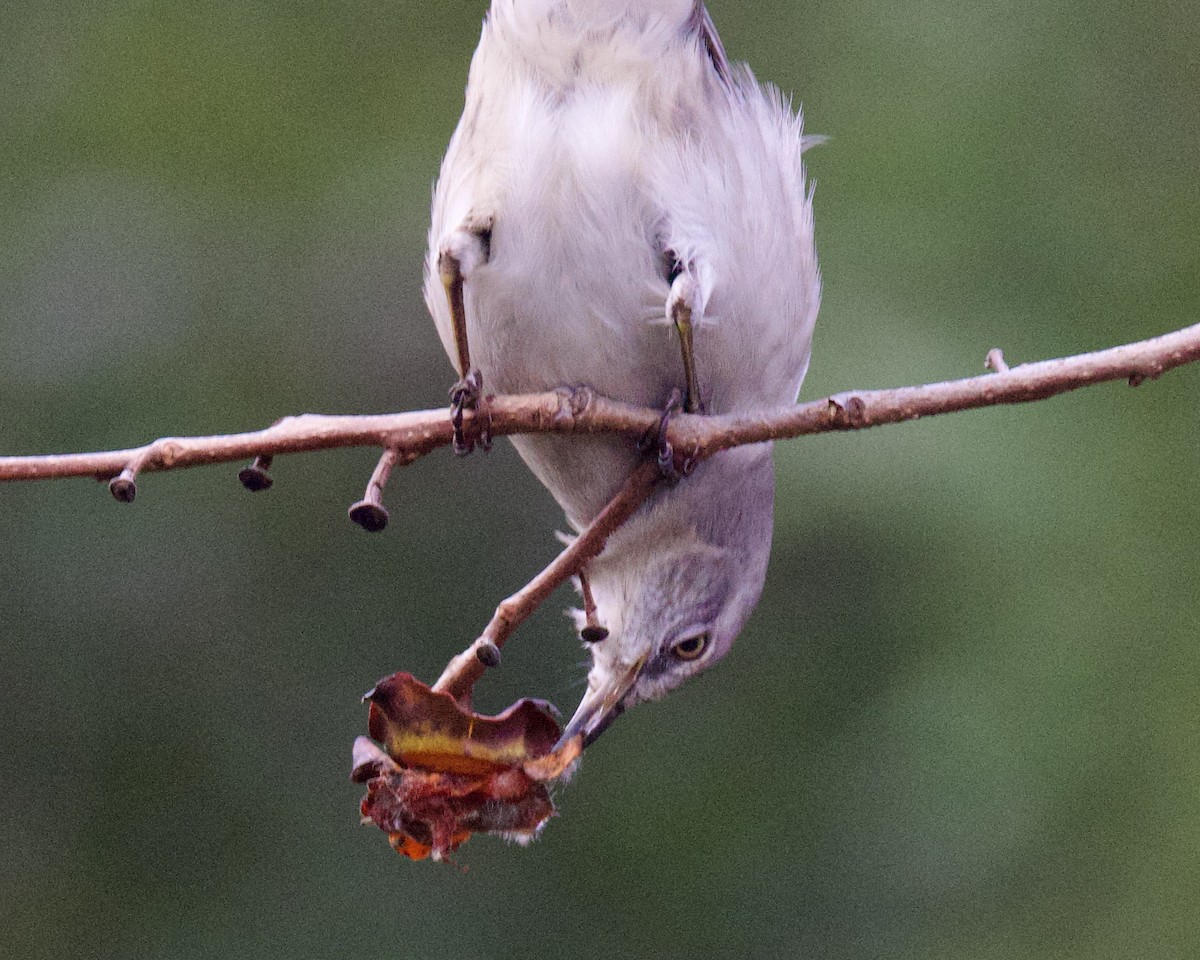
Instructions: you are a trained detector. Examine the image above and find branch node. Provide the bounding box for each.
[1128,363,1163,387]
[494,598,520,629]
[573,386,595,416]
[238,455,274,492]
[985,348,1011,374]
[154,439,184,467]
[475,640,502,669]
[827,393,868,427]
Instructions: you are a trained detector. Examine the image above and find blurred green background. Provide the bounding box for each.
[2,2,1198,958]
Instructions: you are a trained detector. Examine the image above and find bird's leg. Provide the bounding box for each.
[671,300,701,415]
[666,267,705,414]
[438,216,493,455]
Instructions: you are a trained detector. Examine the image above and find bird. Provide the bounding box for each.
[423,0,820,748]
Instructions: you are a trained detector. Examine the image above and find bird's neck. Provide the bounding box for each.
[583,445,777,653]
[600,444,778,571]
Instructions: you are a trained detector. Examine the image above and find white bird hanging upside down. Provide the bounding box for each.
[423,0,821,747]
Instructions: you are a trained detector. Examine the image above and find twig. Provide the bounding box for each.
[2,323,1197,487]
[348,448,404,533]
[0,393,655,485]
[430,460,661,704]
[665,321,1200,463]
[577,570,609,644]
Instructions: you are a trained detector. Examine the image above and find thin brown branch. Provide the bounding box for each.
[0,393,656,485]
[4,321,1199,703]
[666,321,1200,462]
[2,323,1197,487]
[348,448,402,532]
[431,460,661,704]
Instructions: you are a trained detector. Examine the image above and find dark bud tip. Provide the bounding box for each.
[476,640,502,668]
[109,476,137,503]
[580,625,609,644]
[238,466,274,492]
[349,500,389,533]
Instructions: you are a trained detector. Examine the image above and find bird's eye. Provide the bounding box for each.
[672,633,709,661]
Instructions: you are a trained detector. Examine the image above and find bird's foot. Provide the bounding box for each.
[639,388,693,484]
[449,368,492,455]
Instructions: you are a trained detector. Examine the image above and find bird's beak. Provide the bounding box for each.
[555,656,646,750]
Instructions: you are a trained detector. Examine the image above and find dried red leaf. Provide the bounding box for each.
[352,673,582,862]
[364,672,562,775]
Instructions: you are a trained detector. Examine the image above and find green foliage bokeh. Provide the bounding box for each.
[2,2,1198,958]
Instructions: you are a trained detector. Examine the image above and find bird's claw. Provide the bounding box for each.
[449,368,492,455]
[640,388,693,484]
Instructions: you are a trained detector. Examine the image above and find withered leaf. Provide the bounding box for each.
[352,673,582,862]
[364,672,562,775]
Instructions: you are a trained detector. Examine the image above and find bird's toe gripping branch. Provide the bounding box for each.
[639,388,695,484]
[448,368,493,457]
[439,218,494,456]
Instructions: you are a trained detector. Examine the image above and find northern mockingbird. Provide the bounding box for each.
[424,0,820,747]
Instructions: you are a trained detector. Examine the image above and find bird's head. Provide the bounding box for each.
[559,444,776,747]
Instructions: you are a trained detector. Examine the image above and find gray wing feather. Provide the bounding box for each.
[689,2,731,82]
